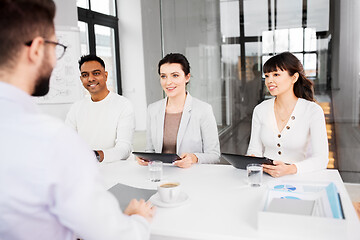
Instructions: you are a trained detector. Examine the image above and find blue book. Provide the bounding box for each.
[325,182,344,219]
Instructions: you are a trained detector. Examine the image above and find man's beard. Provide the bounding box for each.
[32,75,51,97]
[31,50,54,97]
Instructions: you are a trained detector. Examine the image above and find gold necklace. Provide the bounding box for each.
[274,100,294,122]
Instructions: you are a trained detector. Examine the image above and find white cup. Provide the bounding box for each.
[157,182,181,203]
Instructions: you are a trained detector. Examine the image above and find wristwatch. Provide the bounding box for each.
[94,150,101,162]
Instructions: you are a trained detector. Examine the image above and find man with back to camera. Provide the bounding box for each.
[0,1,155,239]
[66,54,135,162]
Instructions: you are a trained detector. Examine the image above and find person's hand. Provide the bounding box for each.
[173,153,198,168]
[124,199,156,222]
[136,156,149,166]
[262,160,297,177]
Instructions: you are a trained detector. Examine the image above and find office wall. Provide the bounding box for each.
[38,0,79,120]
[118,0,164,131]
[117,0,146,130]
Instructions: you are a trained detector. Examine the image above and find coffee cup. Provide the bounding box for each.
[157,182,181,203]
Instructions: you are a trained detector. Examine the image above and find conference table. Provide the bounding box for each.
[99,155,360,240]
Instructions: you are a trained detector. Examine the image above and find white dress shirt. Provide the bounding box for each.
[247,98,329,174]
[146,93,220,164]
[0,82,149,240]
[66,91,135,162]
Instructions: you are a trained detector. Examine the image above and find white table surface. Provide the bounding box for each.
[99,155,360,240]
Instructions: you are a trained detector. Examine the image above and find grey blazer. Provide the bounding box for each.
[145,93,220,164]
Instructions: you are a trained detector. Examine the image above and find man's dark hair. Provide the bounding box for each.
[0,0,56,69]
[78,55,106,70]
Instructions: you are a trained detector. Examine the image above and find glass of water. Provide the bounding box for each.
[247,163,263,187]
[148,160,163,182]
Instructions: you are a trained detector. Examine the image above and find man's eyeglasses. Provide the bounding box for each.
[25,40,68,60]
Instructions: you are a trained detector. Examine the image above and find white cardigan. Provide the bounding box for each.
[247,98,329,174]
[146,93,220,164]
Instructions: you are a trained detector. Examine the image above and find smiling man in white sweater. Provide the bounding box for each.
[66,55,135,162]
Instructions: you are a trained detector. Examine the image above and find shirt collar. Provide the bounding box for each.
[0,81,40,114]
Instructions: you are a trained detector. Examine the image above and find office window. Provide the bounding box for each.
[220,0,240,38]
[289,28,303,52]
[262,27,316,79]
[243,0,268,37]
[262,31,274,54]
[304,53,317,77]
[276,0,302,29]
[77,0,121,94]
[304,28,317,52]
[77,0,88,9]
[274,29,289,53]
[78,21,89,55]
[307,0,329,31]
[94,25,117,92]
[90,0,116,16]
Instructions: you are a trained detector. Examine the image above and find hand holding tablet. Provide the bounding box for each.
[133,152,181,164]
[221,153,275,169]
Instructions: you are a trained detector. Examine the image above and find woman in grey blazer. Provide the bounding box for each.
[137,53,220,168]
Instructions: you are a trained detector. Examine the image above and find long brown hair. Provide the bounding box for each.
[263,52,314,102]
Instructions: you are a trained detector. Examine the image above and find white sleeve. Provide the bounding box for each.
[194,105,220,164]
[294,105,329,174]
[64,103,77,131]
[247,106,264,157]
[50,126,150,240]
[145,105,156,153]
[103,101,135,162]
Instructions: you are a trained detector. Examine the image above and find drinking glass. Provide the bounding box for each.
[148,160,162,182]
[247,163,263,187]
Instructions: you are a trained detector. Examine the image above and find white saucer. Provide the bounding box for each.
[149,192,190,208]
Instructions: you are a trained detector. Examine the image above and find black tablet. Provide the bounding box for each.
[221,153,274,169]
[133,152,181,163]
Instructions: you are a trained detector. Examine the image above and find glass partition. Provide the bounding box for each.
[161,0,229,131]
[159,0,360,182]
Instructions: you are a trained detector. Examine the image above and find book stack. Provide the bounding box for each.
[264,181,344,219]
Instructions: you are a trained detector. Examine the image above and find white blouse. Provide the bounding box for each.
[247,98,329,174]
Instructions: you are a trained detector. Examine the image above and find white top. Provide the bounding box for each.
[146,93,220,164]
[0,82,149,240]
[247,98,329,174]
[66,91,135,162]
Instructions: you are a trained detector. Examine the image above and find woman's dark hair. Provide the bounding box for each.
[263,52,314,102]
[158,53,190,76]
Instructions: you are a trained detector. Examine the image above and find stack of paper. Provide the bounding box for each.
[264,181,344,219]
[108,183,156,211]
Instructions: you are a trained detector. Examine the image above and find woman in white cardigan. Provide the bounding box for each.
[137,53,220,168]
[247,52,329,177]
